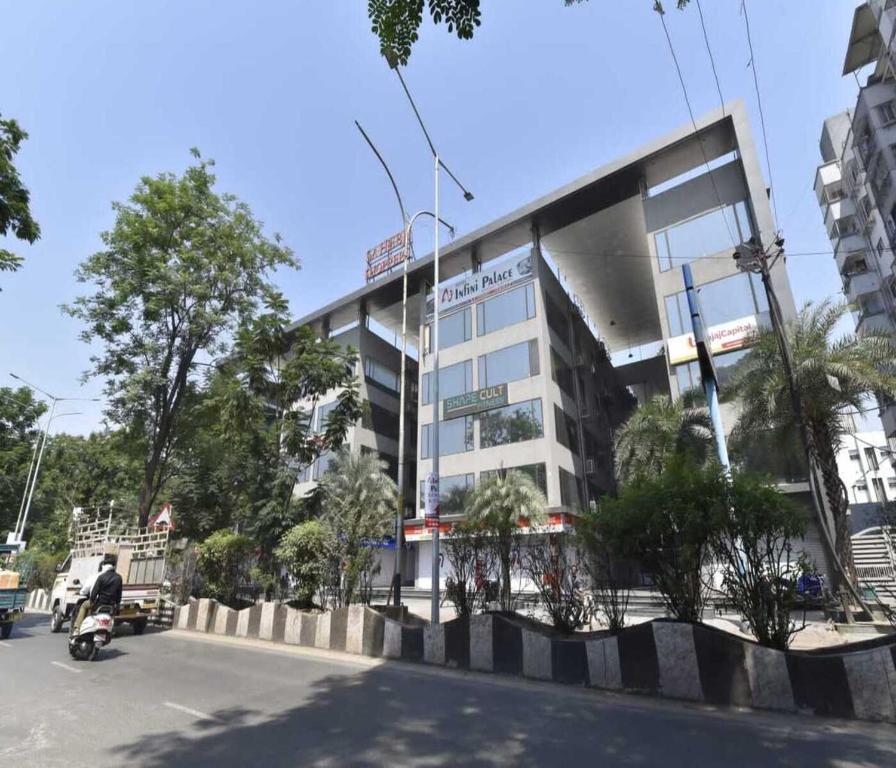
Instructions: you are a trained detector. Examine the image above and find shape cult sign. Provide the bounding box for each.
[365,230,410,283]
[443,383,509,419]
[427,253,534,318]
[667,313,760,366]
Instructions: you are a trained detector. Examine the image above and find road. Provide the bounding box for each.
[2,613,896,767]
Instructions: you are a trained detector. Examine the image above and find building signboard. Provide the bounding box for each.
[667,313,760,366]
[426,252,534,318]
[424,472,440,530]
[365,230,410,283]
[443,383,509,419]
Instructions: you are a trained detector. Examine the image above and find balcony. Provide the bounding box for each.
[815,161,843,206]
[825,198,857,232]
[835,238,869,271]
[845,269,882,302]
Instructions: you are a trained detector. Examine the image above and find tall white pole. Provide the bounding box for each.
[13,418,43,540]
[431,153,441,625]
[393,219,412,608]
[18,397,57,541]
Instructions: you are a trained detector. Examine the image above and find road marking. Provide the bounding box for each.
[163,701,216,721]
[50,661,81,674]
[0,642,11,650]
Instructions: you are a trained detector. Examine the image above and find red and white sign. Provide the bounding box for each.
[667,314,760,366]
[365,231,410,283]
[424,472,440,530]
[149,503,175,531]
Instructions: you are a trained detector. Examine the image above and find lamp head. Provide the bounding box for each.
[463,191,474,202]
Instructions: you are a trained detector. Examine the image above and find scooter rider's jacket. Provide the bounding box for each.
[90,568,123,610]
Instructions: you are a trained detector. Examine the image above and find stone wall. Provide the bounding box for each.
[172,600,896,724]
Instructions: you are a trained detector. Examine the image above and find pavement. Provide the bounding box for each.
[3,613,896,767]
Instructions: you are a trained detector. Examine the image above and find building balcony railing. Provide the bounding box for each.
[845,270,882,302]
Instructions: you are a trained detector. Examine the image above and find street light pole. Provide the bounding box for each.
[391,66,474,625]
[18,397,57,541]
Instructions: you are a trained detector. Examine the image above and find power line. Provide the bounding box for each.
[695,0,725,115]
[741,0,779,226]
[654,1,739,248]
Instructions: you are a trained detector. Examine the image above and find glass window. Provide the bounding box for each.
[482,463,548,496]
[420,416,474,459]
[655,200,753,272]
[314,400,338,432]
[478,339,539,388]
[865,447,880,471]
[479,398,544,448]
[675,347,749,394]
[419,473,474,514]
[544,291,568,341]
[550,348,575,398]
[475,283,536,336]
[554,404,580,456]
[559,467,582,508]
[665,272,769,338]
[424,307,472,352]
[422,359,473,405]
[364,357,399,392]
[361,401,400,441]
[312,450,335,481]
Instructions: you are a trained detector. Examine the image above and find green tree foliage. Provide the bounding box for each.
[0,115,40,279]
[727,300,896,582]
[195,529,255,607]
[276,520,334,608]
[442,519,496,616]
[368,0,690,66]
[0,386,46,537]
[65,151,296,527]
[709,474,805,650]
[523,533,592,633]
[613,392,712,486]
[318,450,397,608]
[466,469,546,611]
[597,457,719,622]
[575,507,630,632]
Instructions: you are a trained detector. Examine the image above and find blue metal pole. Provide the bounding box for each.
[681,263,730,475]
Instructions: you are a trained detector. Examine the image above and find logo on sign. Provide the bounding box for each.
[427,253,533,317]
[667,314,762,366]
[443,383,509,419]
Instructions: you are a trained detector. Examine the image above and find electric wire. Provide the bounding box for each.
[695,0,725,115]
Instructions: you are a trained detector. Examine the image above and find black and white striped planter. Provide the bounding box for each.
[172,601,896,724]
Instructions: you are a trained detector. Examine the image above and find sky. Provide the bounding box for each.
[0,0,865,436]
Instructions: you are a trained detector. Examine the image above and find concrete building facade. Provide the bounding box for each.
[291,100,799,589]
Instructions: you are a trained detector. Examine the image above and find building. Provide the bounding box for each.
[817,0,896,447]
[838,428,896,506]
[292,99,800,589]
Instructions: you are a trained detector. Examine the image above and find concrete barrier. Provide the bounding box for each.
[167,603,896,725]
[26,589,51,612]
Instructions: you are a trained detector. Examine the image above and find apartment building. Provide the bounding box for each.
[292,100,800,589]
[817,0,896,445]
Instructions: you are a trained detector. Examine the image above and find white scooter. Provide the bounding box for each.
[69,605,114,661]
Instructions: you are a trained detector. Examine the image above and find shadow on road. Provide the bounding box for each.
[3,611,48,641]
[108,662,896,768]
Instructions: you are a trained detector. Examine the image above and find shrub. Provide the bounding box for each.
[195,529,254,607]
[523,533,592,633]
[597,456,719,622]
[276,520,333,608]
[576,509,630,633]
[443,519,497,616]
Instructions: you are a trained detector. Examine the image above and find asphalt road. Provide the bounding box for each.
[3,613,896,767]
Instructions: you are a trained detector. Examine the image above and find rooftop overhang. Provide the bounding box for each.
[291,101,749,352]
[843,2,881,75]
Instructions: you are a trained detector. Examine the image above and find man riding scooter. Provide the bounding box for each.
[71,555,123,636]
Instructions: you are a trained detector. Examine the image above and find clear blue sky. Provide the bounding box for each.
[0,1,862,435]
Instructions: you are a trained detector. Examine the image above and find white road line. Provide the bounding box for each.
[163,701,216,721]
[50,661,81,674]
[0,642,11,649]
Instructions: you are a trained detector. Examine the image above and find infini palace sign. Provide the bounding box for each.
[427,252,534,318]
[365,230,410,283]
[667,314,761,366]
[443,383,509,419]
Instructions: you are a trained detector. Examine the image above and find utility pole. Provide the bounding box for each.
[734,239,872,619]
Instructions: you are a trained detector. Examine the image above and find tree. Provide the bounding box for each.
[0,386,46,537]
[709,473,806,650]
[318,450,397,608]
[523,533,592,633]
[276,520,334,608]
[613,392,712,486]
[466,469,546,611]
[597,456,718,622]
[65,151,296,526]
[727,300,896,582]
[576,507,630,632]
[195,529,255,607]
[0,115,40,279]
[442,519,496,616]
[367,0,691,66]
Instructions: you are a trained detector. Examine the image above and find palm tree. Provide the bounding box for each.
[318,450,397,606]
[466,469,546,611]
[613,392,713,486]
[727,299,896,582]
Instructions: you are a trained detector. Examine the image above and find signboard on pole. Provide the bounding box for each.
[443,383,509,419]
[426,253,534,318]
[424,472,440,530]
[365,230,410,283]
[667,314,761,366]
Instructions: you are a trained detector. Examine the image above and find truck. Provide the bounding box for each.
[50,512,170,635]
[0,587,27,639]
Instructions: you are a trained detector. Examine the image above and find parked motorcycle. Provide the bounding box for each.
[69,605,114,661]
